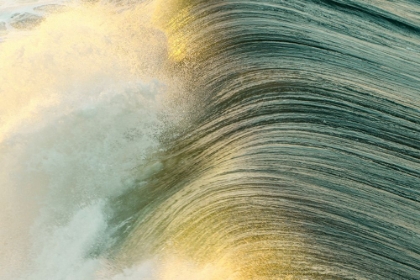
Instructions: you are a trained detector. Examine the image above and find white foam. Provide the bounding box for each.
[101,261,158,280]
[0,2,173,279]
[25,202,107,280]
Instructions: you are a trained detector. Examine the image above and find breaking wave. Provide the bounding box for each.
[0,0,419,279]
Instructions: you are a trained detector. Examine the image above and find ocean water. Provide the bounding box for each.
[0,0,419,279]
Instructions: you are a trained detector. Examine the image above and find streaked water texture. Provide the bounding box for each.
[0,0,419,279]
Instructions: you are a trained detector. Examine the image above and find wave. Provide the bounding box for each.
[0,0,419,279]
[114,0,420,279]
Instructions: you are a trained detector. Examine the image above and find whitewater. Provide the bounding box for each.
[0,1,183,279]
[1,0,420,279]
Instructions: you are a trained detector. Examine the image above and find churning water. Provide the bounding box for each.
[0,0,419,279]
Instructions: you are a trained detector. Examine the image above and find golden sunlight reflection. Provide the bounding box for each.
[152,0,191,62]
[157,255,238,280]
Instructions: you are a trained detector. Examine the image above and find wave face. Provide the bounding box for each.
[1,0,420,279]
[115,0,420,279]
